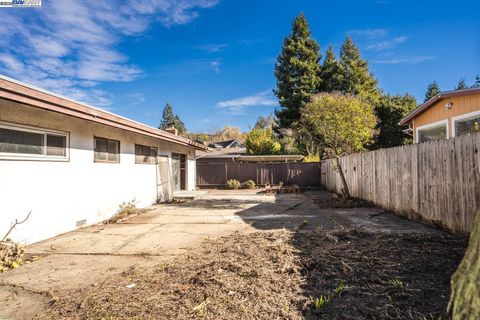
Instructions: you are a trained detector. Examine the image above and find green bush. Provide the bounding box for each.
[245,128,281,155]
[242,180,256,189]
[226,179,241,189]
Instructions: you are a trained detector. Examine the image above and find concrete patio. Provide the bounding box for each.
[0,190,439,319]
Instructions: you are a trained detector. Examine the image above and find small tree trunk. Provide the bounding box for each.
[335,156,350,198]
[448,203,480,318]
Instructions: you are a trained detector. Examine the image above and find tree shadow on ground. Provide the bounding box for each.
[234,191,468,320]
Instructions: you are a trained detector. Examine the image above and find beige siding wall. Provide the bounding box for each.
[413,93,480,141]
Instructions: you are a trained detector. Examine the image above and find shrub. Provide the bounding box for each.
[245,128,281,155]
[226,179,241,189]
[242,180,256,189]
[303,154,320,162]
[108,199,137,223]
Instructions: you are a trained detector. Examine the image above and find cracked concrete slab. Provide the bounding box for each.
[0,190,441,319]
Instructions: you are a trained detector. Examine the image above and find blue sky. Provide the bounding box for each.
[0,0,479,132]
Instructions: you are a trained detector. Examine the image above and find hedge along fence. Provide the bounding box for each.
[321,132,480,233]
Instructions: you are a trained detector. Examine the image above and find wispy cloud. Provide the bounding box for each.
[372,56,434,64]
[237,39,265,45]
[348,28,387,38]
[0,0,220,107]
[217,90,277,115]
[126,93,146,106]
[366,36,408,51]
[210,58,221,74]
[194,44,228,52]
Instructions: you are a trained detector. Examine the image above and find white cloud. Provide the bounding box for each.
[0,0,220,107]
[366,36,408,51]
[126,93,146,106]
[210,58,221,74]
[349,28,407,51]
[194,44,228,52]
[348,28,387,38]
[217,90,277,115]
[372,56,434,64]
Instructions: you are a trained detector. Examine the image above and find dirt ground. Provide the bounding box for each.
[41,230,467,320]
[0,190,468,319]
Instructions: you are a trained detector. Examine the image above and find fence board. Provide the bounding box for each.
[321,133,480,233]
[197,162,322,187]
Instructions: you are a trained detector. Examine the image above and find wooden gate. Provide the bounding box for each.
[196,162,322,187]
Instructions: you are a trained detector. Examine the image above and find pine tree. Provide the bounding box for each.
[159,103,175,129]
[274,13,322,129]
[374,94,417,149]
[424,81,441,102]
[159,103,187,135]
[174,115,187,135]
[471,75,480,88]
[319,45,343,92]
[339,36,380,103]
[254,115,276,130]
[455,78,467,90]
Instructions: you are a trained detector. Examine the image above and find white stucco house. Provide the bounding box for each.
[0,75,208,244]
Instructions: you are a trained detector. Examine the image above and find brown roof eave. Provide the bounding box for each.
[0,77,207,150]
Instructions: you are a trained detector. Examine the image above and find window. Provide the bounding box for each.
[135,144,158,164]
[453,111,480,137]
[94,137,120,163]
[417,122,447,143]
[0,122,68,160]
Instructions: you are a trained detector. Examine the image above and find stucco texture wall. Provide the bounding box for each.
[0,99,196,244]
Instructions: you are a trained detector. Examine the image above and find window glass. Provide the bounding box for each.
[94,138,107,161]
[94,138,119,162]
[135,144,157,164]
[107,140,119,162]
[0,127,44,154]
[46,134,66,156]
[0,124,68,160]
[418,124,447,143]
[455,115,480,137]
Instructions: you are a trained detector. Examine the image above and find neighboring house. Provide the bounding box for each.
[197,148,303,164]
[208,139,243,149]
[0,75,207,244]
[400,87,480,143]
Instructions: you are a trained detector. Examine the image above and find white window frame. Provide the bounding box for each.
[416,119,449,143]
[451,110,480,137]
[0,121,69,161]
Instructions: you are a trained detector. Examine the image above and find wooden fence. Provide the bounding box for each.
[322,133,480,233]
[197,162,322,187]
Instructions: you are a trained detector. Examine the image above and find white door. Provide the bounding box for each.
[171,153,181,192]
[157,156,172,202]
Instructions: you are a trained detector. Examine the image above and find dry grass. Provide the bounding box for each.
[41,230,467,320]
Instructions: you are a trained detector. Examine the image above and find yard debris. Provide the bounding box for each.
[265,184,301,195]
[2,211,32,241]
[41,230,466,320]
[313,192,374,208]
[0,240,36,273]
[106,199,151,224]
[1,211,37,273]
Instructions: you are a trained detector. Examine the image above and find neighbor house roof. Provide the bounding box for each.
[0,75,207,150]
[202,147,247,158]
[202,149,303,162]
[399,87,480,126]
[209,139,243,149]
[236,155,304,162]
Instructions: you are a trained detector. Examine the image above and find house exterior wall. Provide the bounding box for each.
[0,99,196,244]
[413,93,480,141]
